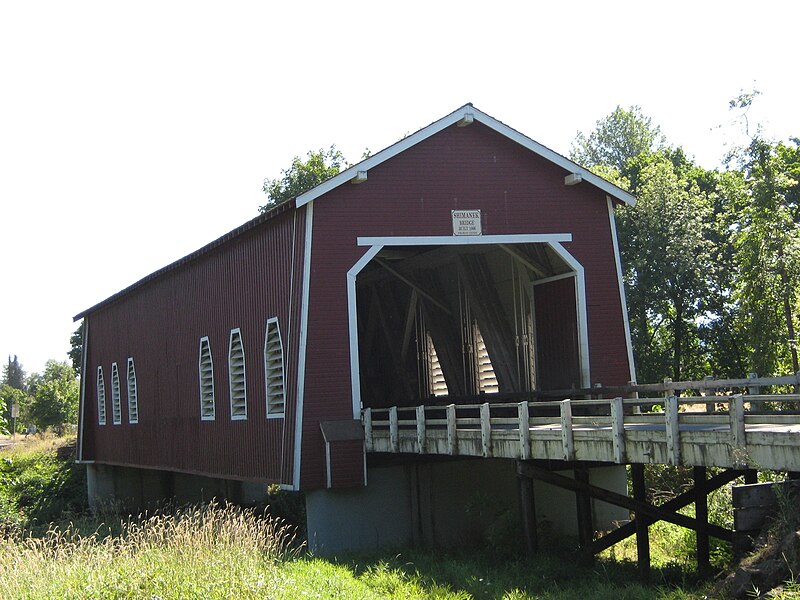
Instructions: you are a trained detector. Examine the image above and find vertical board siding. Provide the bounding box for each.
[81,208,305,484]
[300,122,632,488]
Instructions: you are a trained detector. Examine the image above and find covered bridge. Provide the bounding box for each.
[75,104,636,552]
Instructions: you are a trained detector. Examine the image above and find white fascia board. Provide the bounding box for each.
[347,245,383,420]
[357,234,572,247]
[293,201,314,490]
[296,104,635,208]
[547,242,591,388]
[466,106,637,207]
[607,197,637,383]
[296,105,474,207]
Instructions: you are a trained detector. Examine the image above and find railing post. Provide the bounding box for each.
[446,404,457,456]
[611,396,626,464]
[416,405,426,454]
[363,408,373,452]
[560,398,575,461]
[747,372,760,397]
[518,401,531,460]
[389,406,399,453]
[702,375,715,414]
[480,402,492,458]
[665,395,680,465]
[730,394,747,467]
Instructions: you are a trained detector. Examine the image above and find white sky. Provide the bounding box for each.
[1,1,798,376]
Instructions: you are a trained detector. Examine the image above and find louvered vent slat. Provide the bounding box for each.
[228,329,247,419]
[474,327,498,394]
[426,332,449,397]
[199,337,215,420]
[111,363,122,425]
[264,319,285,417]
[96,367,107,425]
[126,358,139,424]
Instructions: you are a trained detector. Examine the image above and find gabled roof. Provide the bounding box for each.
[296,103,636,207]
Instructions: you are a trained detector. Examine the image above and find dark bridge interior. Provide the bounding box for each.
[356,243,582,409]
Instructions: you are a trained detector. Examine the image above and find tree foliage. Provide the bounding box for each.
[69,323,83,375]
[25,360,79,434]
[571,105,666,172]
[259,146,345,212]
[575,100,799,382]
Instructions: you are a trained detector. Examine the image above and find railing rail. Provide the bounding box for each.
[362,390,800,471]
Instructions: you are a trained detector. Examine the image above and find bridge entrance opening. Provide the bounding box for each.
[354,241,583,410]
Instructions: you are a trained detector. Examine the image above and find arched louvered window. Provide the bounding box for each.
[228,328,247,420]
[126,357,138,424]
[111,362,122,425]
[199,336,215,421]
[264,318,285,417]
[96,366,107,425]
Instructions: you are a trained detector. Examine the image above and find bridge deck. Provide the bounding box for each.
[363,394,800,471]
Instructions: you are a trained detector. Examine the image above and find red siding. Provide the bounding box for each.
[300,122,631,488]
[81,208,306,484]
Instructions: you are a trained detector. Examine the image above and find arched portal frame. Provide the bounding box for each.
[347,234,590,419]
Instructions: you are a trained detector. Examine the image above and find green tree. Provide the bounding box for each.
[26,360,79,434]
[260,145,345,211]
[0,385,18,433]
[618,151,715,381]
[732,137,800,375]
[69,322,83,375]
[2,355,25,390]
[570,105,666,171]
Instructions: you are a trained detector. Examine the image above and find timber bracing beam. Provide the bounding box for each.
[516,462,734,545]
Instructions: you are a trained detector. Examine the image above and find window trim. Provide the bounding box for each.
[126,357,139,424]
[199,336,216,421]
[264,317,285,419]
[111,362,122,425]
[96,366,107,426]
[228,328,247,420]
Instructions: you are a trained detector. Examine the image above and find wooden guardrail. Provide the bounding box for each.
[363,393,800,471]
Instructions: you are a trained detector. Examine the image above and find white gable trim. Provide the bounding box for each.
[296,104,635,208]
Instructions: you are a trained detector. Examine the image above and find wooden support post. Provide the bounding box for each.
[389,406,399,453]
[611,396,626,464]
[747,372,761,397]
[631,463,651,580]
[744,469,758,485]
[694,466,710,576]
[446,404,457,455]
[665,395,680,465]
[575,467,594,561]
[702,375,715,414]
[480,402,492,458]
[416,405,426,454]
[363,408,373,452]
[517,462,538,555]
[560,399,575,461]
[730,394,747,468]
[518,401,531,460]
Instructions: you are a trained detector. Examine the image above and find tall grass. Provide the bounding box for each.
[0,502,299,599]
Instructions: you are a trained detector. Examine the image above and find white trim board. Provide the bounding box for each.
[358,234,572,247]
[296,104,635,208]
[293,202,314,490]
[607,197,637,383]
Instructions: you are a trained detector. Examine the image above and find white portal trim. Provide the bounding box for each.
[358,233,572,247]
[531,272,576,286]
[347,245,383,419]
[347,233,589,419]
[547,242,591,388]
[296,104,635,207]
[607,197,637,383]
[293,202,314,490]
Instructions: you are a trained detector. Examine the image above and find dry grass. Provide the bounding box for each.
[0,501,301,599]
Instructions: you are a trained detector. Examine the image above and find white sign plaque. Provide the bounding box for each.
[452,210,482,236]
